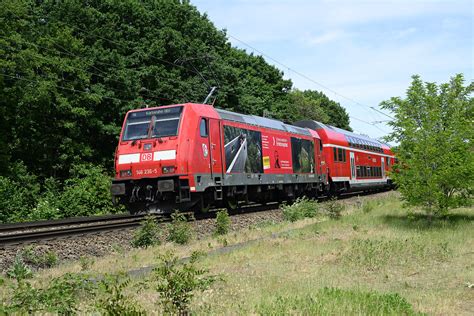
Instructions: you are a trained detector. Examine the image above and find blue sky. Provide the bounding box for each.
[191,0,473,140]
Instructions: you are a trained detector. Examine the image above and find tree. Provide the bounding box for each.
[381,74,473,216]
[273,89,351,130]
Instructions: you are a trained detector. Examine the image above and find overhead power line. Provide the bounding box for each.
[227,33,395,122]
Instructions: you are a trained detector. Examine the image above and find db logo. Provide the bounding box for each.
[141,153,152,161]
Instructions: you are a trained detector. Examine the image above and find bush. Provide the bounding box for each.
[0,162,40,223]
[79,256,95,271]
[59,163,117,218]
[214,210,231,235]
[325,198,344,220]
[21,247,58,269]
[5,273,94,314]
[96,274,143,315]
[132,215,161,248]
[167,211,193,245]
[7,255,33,281]
[0,162,122,223]
[28,178,62,221]
[282,197,319,222]
[153,252,217,314]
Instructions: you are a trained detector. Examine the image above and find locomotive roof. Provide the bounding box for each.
[215,108,312,137]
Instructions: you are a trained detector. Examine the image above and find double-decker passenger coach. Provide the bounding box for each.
[294,120,395,194]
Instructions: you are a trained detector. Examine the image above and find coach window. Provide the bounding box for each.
[200,118,208,137]
[333,148,338,162]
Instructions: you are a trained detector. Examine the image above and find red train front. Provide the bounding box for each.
[111,103,328,213]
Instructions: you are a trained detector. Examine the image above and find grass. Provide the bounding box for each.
[1,191,473,315]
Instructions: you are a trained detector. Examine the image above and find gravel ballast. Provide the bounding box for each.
[0,191,395,273]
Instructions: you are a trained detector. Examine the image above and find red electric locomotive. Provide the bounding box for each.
[294,121,395,194]
[111,103,329,213]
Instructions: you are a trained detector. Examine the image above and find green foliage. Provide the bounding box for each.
[167,211,193,245]
[5,273,94,314]
[345,238,451,270]
[79,256,95,271]
[274,89,351,130]
[256,287,418,315]
[214,209,231,235]
[381,74,473,216]
[153,252,217,314]
[0,0,352,222]
[21,247,58,269]
[6,255,33,281]
[58,163,117,217]
[325,198,344,219]
[0,162,40,223]
[96,274,144,315]
[132,215,161,248]
[362,200,376,213]
[281,197,319,222]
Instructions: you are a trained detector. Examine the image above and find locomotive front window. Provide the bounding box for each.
[122,106,183,141]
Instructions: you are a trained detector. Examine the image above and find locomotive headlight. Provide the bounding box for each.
[162,166,175,174]
[120,169,132,177]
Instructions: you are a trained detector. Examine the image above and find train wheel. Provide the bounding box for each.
[200,196,211,213]
[226,197,239,211]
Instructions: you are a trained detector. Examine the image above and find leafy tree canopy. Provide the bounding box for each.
[381,74,473,216]
[0,0,353,222]
[0,0,351,179]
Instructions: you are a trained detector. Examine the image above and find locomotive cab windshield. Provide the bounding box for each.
[122,106,183,141]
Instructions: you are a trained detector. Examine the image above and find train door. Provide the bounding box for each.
[350,151,356,179]
[381,157,385,178]
[208,118,223,179]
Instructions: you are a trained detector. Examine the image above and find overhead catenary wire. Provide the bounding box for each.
[227,33,395,122]
[4,6,392,135]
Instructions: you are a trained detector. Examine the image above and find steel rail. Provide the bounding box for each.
[0,216,165,246]
[0,189,387,246]
[0,213,145,234]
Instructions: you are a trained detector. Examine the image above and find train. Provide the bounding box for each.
[110,103,395,213]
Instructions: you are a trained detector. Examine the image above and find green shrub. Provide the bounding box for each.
[153,252,217,314]
[7,255,33,281]
[167,211,193,245]
[0,162,40,223]
[28,177,62,221]
[214,210,231,235]
[79,256,95,271]
[21,247,58,268]
[59,163,117,217]
[325,198,344,220]
[6,273,94,314]
[132,215,161,248]
[282,197,319,222]
[96,274,143,315]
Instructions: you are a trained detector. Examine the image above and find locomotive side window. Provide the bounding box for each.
[291,138,315,173]
[200,118,208,137]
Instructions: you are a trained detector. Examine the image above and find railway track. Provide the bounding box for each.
[0,190,383,246]
[0,214,161,246]
[0,203,280,246]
